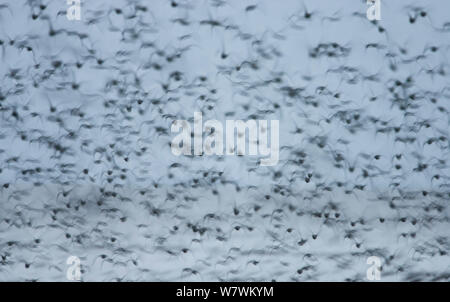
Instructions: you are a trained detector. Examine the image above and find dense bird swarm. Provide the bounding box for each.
[0,0,449,281]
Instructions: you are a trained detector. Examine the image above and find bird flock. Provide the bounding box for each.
[0,0,449,281]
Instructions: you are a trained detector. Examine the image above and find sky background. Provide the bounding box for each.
[0,0,449,281]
